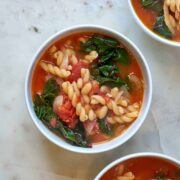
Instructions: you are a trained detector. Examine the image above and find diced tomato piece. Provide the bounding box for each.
[50,118,57,128]
[76,95,81,103]
[53,93,77,128]
[103,95,111,103]
[84,120,100,136]
[90,80,100,95]
[67,61,89,82]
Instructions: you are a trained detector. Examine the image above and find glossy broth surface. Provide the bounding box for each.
[101,157,180,180]
[32,32,144,146]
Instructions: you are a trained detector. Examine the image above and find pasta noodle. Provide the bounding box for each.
[54,51,63,67]
[100,85,110,93]
[84,50,98,63]
[62,81,79,107]
[115,172,135,180]
[80,106,88,122]
[81,68,90,83]
[78,37,87,43]
[64,48,75,57]
[117,98,128,107]
[107,100,124,116]
[84,104,91,113]
[72,81,80,96]
[107,117,116,124]
[49,45,57,54]
[164,0,180,33]
[77,78,83,89]
[88,109,96,121]
[70,54,78,65]
[76,103,96,122]
[107,102,140,124]
[127,103,140,112]
[91,95,106,105]
[81,82,92,95]
[95,106,108,119]
[40,62,71,78]
[82,95,90,104]
[76,103,88,122]
[111,87,119,98]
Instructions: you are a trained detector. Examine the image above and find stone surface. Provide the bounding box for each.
[0,0,179,179]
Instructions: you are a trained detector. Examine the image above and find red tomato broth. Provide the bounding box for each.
[31,33,92,97]
[131,0,180,42]
[88,124,128,144]
[100,157,180,180]
[118,51,144,103]
[31,32,144,145]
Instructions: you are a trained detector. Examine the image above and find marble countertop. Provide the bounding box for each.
[0,0,179,179]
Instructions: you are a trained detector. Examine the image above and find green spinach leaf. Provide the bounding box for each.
[33,78,60,121]
[141,0,154,6]
[42,119,90,147]
[115,48,131,65]
[99,49,115,63]
[98,119,112,135]
[34,104,57,122]
[81,35,130,66]
[90,63,131,90]
[153,169,171,180]
[95,76,127,87]
[154,173,167,180]
[34,93,45,106]
[56,121,90,147]
[153,16,172,38]
[33,78,90,147]
[81,35,132,90]
[93,36,118,47]
[80,35,118,54]
[141,0,163,14]
[43,78,60,105]
[34,100,90,147]
[99,65,119,78]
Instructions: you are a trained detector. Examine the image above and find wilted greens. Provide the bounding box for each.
[153,16,172,38]
[81,35,131,90]
[33,78,90,147]
[98,119,112,136]
[141,0,164,14]
[140,0,172,38]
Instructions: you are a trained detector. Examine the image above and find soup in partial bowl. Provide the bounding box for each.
[25,25,152,153]
[95,153,180,179]
[129,0,180,46]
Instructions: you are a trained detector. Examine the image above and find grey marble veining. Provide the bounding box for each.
[0,0,179,179]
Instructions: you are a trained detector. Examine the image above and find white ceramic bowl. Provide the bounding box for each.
[128,0,180,47]
[25,25,152,154]
[95,152,180,179]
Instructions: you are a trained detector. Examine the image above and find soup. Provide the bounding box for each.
[100,157,180,180]
[32,32,144,147]
[131,0,180,42]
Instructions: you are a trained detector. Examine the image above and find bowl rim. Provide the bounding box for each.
[25,24,152,154]
[128,0,180,47]
[95,152,180,179]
